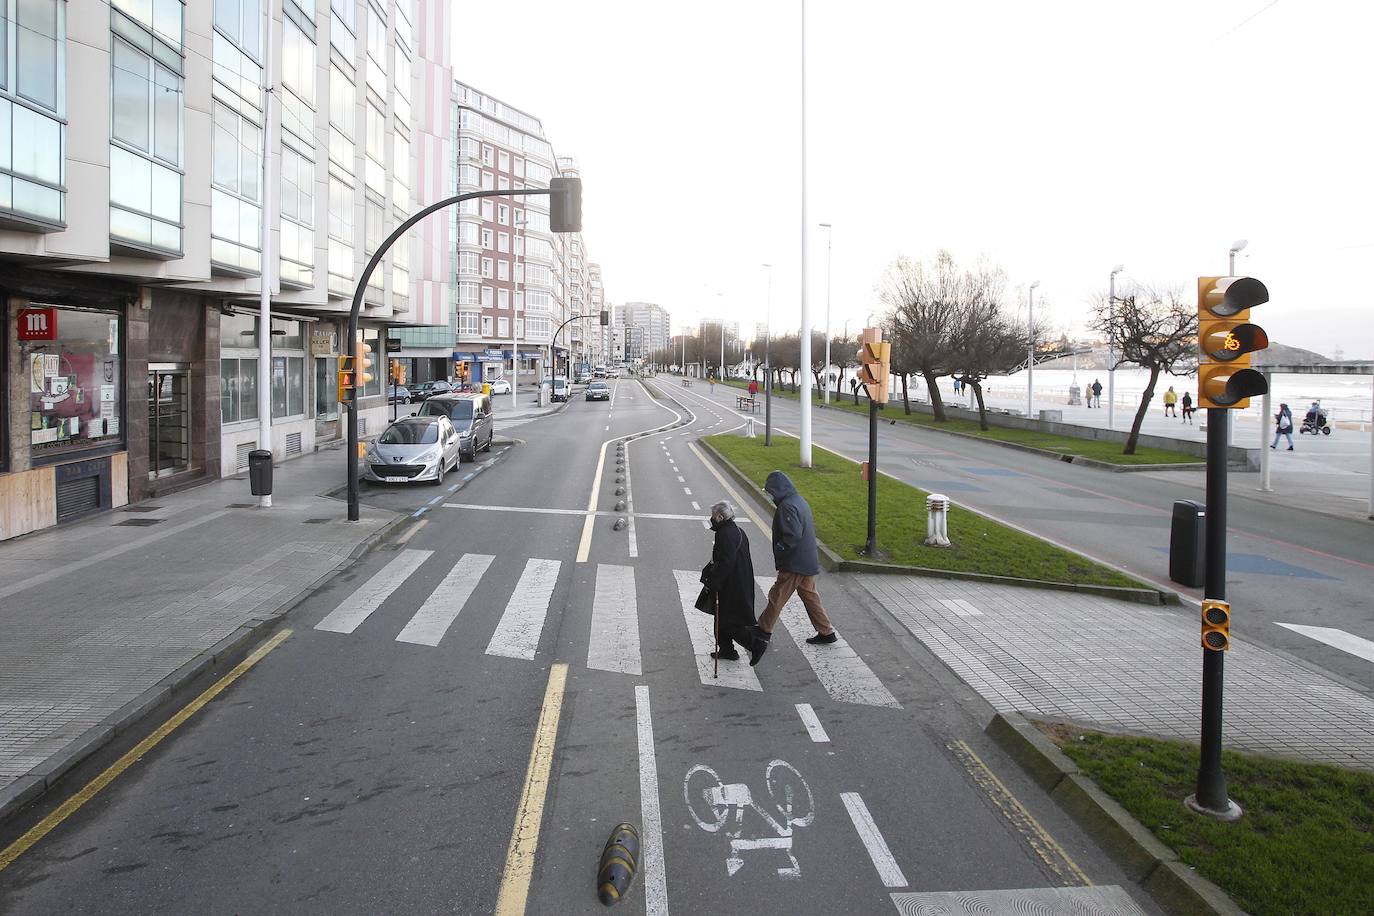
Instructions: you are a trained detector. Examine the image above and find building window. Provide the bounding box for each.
[1,0,66,225]
[481,144,492,166]
[497,232,510,253]
[457,311,479,336]
[480,228,493,249]
[315,356,339,419]
[329,0,355,55]
[280,144,314,226]
[219,356,259,423]
[515,318,524,339]
[392,131,409,210]
[497,317,508,338]
[498,150,510,173]
[497,259,509,281]
[27,307,124,457]
[497,175,509,191]
[480,170,493,190]
[497,203,509,225]
[215,0,262,59]
[480,257,493,279]
[456,280,479,306]
[480,286,493,307]
[328,63,355,168]
[365,101,385,194]
[497,288,510,309]
[480,199,493,221]
[456,251,479,276]
[480,315,492,337]
[458,163,479,187]
[271,356,306,418]
[365,0,386,97]
[457,220,479,246]
[110,34,183,253]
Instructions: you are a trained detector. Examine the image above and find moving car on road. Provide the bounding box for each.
[487,377,512,395]
[551,377,570,402]
[410,380,452,401]
[585,380,611,401]
[362,415,461,485]
[418,393,494,461]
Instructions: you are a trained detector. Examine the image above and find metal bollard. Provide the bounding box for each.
[745,418,756,438]
[924,493,951,547]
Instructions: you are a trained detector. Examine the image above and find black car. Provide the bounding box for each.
[585,381,610,401]
[388,384,411,404]
[411,380,453,401]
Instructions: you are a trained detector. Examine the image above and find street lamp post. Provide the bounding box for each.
[798,0,812,468]
[763,262,773,446]
[1105,267,1120,418]
[820,222,832,405]
[1026,280,1039,418]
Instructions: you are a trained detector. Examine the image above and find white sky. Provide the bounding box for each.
[451,1,1374,359]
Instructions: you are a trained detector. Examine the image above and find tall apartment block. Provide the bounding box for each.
[612,301,671,363]
[1,0,449,540]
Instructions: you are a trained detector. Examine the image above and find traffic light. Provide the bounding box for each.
[549,176,582,233]
[337,355,355,403]
[855,328,890,404]
[389,359,407,386]
[1201,599,1231,651]
[355,339,374,390]
[1197,276,1269,409]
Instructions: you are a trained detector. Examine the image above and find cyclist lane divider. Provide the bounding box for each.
[596,823,641,906]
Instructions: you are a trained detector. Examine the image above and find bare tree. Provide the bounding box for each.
[878,252,963,421]
[1091,284,1197,454]
[946,264,1026,430]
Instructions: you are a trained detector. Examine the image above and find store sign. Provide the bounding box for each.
[309,328,337,356]
[18,307,58,340]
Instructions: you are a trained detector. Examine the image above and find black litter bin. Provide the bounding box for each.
[248,449,274,496]
[1169,499,1205,588]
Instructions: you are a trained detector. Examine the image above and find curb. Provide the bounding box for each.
[986,712,1244,916]
[696,438,1176,605]
[0,506,412,831]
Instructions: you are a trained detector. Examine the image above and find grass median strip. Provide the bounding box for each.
[1044,724,1374,916]
[722,379,1199,466]
[705,434,1142,589]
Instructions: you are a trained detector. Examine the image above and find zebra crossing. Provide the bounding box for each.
[312,549,901,708]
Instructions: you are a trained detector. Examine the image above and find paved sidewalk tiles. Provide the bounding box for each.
[859,573,1374,770]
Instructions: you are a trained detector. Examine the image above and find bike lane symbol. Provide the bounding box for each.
[683,759,816,877]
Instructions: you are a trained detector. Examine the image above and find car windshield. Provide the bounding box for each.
[380,420,439,445]
[420,400,474,421]
[590,383,608,390]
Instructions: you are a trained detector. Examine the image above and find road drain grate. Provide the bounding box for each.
[115,518,163,527]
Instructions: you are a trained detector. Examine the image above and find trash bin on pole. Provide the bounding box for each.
[248,449,274,496]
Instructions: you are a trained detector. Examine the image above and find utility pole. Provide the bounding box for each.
[820,222,832,405]
[1108,264,1123,427]
[255,0,277,508]
[763,263,773,446]
[1026,280,1039,418]
[797,0,812,468]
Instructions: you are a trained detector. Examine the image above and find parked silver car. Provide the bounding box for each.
[362,415,461,485]
[417,393,494,461]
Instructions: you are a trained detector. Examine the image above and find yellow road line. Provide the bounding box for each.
[947,739,1090,886]
[0,629,293,872]
[494,663,569,915]
[688,440,771,532]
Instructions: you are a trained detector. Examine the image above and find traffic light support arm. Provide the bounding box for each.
[346,188,557,522]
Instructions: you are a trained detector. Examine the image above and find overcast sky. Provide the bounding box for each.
[451,1,1373,359]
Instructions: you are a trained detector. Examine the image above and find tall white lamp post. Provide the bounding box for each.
[1026,281,1039,417]
[819,221,832,405]
[1108,264,1123,428]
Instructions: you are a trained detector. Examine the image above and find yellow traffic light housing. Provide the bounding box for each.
[1197,276,1269,409]
[337,355,355,404]
[856,328,890,404]
[356,340,374,390]
[1201,600,1231,652]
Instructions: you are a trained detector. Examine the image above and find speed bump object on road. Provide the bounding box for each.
[596,822,640,906]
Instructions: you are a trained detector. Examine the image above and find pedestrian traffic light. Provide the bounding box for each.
[355,340,374,390]
[856,328,890,404]
[337,354,355,403]
[1197,276,1269,409]
[389,358,407,386]
[1201,599,1231,651]
[549,176,582,233]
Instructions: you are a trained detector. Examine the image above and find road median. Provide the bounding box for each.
[700,433,1172,603]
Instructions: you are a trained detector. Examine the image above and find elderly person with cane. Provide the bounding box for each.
[695,501,756,666]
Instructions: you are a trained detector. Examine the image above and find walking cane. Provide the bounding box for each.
[713,596,720,679]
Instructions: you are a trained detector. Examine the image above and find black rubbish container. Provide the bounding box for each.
[1169,499,1205,588]
[248,449,274,496]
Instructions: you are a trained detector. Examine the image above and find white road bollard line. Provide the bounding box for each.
[924,493,951,547]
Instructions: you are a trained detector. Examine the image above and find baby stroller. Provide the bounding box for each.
[1300,409,1331,436]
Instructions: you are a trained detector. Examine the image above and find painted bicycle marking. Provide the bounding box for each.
[683,759,815,877]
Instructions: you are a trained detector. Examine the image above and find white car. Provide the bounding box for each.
[487,378,512,395]
[362,415,461,486]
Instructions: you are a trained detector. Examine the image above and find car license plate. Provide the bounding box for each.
[385,476,408,483]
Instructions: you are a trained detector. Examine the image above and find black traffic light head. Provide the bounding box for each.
[1197,275,1270,409]
[600,309,610,326]
[549,176,582,233]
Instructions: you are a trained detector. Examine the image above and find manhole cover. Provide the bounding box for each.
[122,505,162,513]
[115,518,163,527]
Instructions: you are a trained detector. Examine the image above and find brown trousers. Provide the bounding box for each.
[757,571,834,636]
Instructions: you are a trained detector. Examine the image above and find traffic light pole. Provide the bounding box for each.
[346,186,566,521]
[864,397,878,555]
[1188,409,1242,820]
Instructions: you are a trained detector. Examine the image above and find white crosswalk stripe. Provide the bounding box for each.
[486,558,562,660]
[396,553,494,646]
[315,549,433,634]
[587,564,641,675]
[757,575,901,708]
[673,570,762,691]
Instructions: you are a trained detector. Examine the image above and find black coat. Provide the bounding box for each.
[707,518,756,626]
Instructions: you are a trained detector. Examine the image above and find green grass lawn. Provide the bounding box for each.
[720,378,1199,466]
[1048,725,1374,916]
[705,434,1144,589]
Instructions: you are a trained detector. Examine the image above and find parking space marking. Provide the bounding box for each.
[795,703,830,742]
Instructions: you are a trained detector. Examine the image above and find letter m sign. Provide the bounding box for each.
[18,307,58,340]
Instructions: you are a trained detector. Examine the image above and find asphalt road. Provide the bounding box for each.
[674,381,1374,693]
[0,378,1155,915]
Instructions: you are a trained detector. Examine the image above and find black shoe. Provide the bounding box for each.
[806,632,839,645]
[748,631,770,667]
[1288,447,1294,451]
[710,649,740,661]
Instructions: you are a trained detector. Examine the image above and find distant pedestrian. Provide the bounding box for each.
[1090,378,1103,408]
[1181,392,1194,424]
[696,501,756,662]
[953,377,962,395]
[748,378,759,398]
[1272,403,1295,451]
[749,472,836,666]
[1163,386,1178,417]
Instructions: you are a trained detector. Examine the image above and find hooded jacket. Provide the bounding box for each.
[764,471,820,576]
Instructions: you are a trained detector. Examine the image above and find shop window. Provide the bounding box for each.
[270,356,305,417]
[315,357,339,419]
[361,329,382,397]
[26,307,123,458]
[219,357,259,423]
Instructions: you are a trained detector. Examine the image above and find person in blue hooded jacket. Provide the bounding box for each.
[748,471,837,666]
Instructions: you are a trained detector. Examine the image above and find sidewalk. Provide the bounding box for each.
[0,446,401,820]
[856,573,1374,771]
